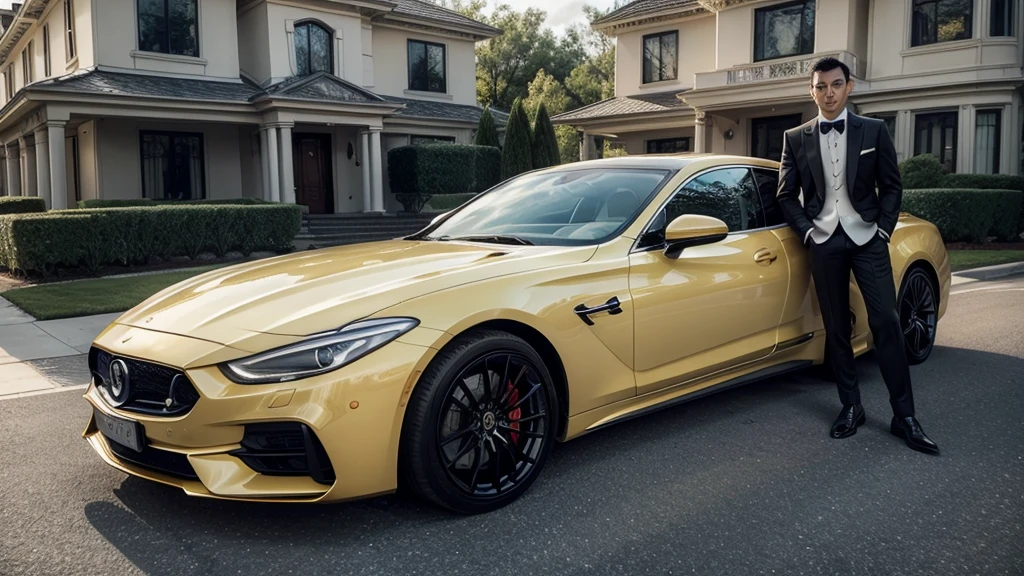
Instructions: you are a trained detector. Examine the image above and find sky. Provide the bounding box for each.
[483,0,620,35]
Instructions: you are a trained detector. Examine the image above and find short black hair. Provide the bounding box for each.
[810,57,850,82]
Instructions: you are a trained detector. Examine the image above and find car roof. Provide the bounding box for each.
[536,153,781,173]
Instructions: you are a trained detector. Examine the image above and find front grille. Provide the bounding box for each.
[230,422,336,485]
[90,347,201,416]
[105,436,199,480]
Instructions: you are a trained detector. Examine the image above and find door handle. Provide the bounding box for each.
[573,296,623,326]
[753,248,777,265]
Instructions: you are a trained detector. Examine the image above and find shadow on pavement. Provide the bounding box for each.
[82,344,1024,576]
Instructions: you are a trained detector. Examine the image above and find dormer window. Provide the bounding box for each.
[294,21,333,76]
[754,0,815,62]
[138,0,199,57]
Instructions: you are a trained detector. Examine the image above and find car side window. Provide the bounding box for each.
[752,167,786,227]
[664,167,762,232]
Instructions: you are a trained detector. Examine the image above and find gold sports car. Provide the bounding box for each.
[83,154,950,514]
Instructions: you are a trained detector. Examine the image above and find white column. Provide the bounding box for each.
[360,130,372,212]
[1000,104,1013,175]
[259,127,271,201]
[5,143,19,196]
[33,127,51,209]
[266,125,281,202]
[278,123,295,204]
[21,137,36,198]
[47,121,67,210]
[694,112,707,154]
[369,129,384,212]
[895,110,913,164]
[0,148,6,196]
[958,104,974,174]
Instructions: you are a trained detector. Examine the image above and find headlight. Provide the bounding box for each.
[219,317,418,384]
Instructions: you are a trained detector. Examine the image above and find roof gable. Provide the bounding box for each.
[258,72,387,104]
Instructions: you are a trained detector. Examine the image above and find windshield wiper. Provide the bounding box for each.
[435,234,534,246]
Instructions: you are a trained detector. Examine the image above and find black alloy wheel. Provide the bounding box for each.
[400,329,557,514]
[897,267,938,365]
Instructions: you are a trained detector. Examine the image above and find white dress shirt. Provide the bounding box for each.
[805,108,884,246]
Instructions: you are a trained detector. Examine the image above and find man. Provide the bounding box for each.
[776,57,939,454]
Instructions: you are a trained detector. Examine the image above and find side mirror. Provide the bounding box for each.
[664,214,728,253]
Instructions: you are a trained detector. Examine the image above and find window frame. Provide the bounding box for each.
[634,164,778,252]
[4,66,13,101]
[42,26,51,77]
[293,20,334,77]
[64,0,76,62]
[407,39,447,94]
[913,110,959,171]
[136,0,200,58]
[22,44,32,84]
[973,109,1002,174]
[911,0,974,47]
[646,137,691,154]
[990,0,1015,36]
[753,0,816,63]
[641,30,678,84]
[139,129,207,201]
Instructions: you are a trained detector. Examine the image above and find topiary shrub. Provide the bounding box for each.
[388,143,492,212]
[531,103,560,170]
[899,154,946,189]
[901,189,1021,243]
[501,98,533,181]
[0,197,47,214]
[0,204,301,275]
[474,106,500,149]
[472,145,502,193]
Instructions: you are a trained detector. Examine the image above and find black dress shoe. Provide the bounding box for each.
[890,416,940,454]
[830,404,865,438]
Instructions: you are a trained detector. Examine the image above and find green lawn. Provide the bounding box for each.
[948,250,1024,273]
[2,265,225,321]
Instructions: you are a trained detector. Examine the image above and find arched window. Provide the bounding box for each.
[294,21,333,76]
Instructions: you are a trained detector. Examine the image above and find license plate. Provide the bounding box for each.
[94,407,143,453]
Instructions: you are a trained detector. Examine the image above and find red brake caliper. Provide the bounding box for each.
[506,380,521,444]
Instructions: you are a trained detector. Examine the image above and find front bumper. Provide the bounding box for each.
[83,323,440,503]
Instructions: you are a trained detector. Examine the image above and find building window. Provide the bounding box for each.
[68,135,81,202]
[21,45,32,84]
[974,110,1001,174]
[294,21,333,76]
[914,111,958,172]
[138,0,199,57]
[991,0,1014,36]
[642,31,678,83]
[140,131,205,200]
[4,67,13,100]
[868,113,897,142]
[912,0,973,47]
[646,137,690,154]
[43,26,50,77]
[754,0,815,62]
[408,40,446,93]
[64,0,76,62]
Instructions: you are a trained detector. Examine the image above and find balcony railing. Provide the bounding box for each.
[694,51,863,90]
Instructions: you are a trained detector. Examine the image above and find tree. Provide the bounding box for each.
[431,0,487,21]
[474,107,500,148]
[501,98,534,180]
[532,103,560,169]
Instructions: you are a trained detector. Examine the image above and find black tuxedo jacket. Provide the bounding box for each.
[775,112,903,242]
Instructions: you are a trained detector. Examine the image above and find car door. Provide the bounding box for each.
[628,166,792,396]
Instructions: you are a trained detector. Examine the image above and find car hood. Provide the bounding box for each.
[115,239,596,349]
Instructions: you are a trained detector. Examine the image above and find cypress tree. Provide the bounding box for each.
[531,103,560,169]
[474,107,500,148]
[501,98,533,181]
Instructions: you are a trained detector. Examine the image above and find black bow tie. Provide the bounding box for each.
[820,119,845,135]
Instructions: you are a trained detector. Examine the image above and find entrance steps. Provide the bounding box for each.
[293,212,438,250]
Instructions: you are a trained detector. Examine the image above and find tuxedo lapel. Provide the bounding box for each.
[802,122,826,201]
[845,113,864,193]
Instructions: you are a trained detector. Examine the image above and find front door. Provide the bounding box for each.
[293,133,333,214]
[751,114,803,162]
[629,166,792,395]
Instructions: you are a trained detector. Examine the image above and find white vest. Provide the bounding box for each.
[808,109,878,246]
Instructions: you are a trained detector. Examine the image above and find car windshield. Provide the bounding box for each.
[418,167,674,246]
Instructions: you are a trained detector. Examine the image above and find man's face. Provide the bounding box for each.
[810,68,853,117]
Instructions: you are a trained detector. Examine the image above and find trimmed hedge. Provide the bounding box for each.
[941,173,1024,238]
[0,204,301,275]
[902,189,1022,243]
[76,197,271,209]
[899,154,946,189]
[388,143,502,212]
[0,197,47,215]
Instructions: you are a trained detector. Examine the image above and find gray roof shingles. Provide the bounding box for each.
[387,0,501,36]
[22,69,506,125]
[551,90,690,122]
[592,0,703,26]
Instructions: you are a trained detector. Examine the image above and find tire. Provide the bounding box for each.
[399,329,558,515]
[897,267,938,365]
